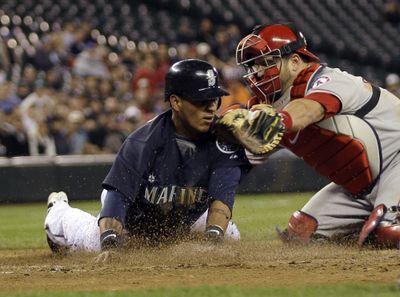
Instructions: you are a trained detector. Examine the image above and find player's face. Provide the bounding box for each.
[175,97,219,138]
[276,58,290,89]
[277,55,302,92]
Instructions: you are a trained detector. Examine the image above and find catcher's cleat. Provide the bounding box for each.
[47,191,69,209]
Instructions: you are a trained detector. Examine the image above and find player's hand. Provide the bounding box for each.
[100,229,122,250]
[204,225,224,244]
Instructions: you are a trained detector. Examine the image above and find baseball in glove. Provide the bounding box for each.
[213,104,285,155]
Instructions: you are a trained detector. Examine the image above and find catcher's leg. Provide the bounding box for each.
[359,153,400,248]
[44,192,101,252]
[276,210,318,244]
[191,210,240,240]
[358,204,400,248]
[278,182,372,244]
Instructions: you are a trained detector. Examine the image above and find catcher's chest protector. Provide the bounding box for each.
[282,115,381,194]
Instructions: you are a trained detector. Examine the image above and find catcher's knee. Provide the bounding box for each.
[276,210,318,244]
[359,204,400,248]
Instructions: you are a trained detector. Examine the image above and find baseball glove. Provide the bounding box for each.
[213,104,285,155]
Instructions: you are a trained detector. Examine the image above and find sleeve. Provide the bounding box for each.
[102,137,153,201]
[306,71,372,114]
[99,190,130,226]
[304,92,341,119]
[207,166,241,210]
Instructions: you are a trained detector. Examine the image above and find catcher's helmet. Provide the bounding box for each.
[236,23,319,104]
[164,59,229,102]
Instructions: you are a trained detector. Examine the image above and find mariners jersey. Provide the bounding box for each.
[276,65,400,194]
[102,109,249,236]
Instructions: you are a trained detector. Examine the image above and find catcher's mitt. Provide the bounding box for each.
[213,104,285,155]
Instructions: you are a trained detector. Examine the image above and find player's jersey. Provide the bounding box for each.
[279,65,400,194]
[103,109,249,237]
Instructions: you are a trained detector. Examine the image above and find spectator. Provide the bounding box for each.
[73,45,110,79]
[48,115,70,155]
[20,79,55,155]
[383,0,400,24]
[66,110,88,154]
[0,110,29,157]
[27,119,56,156]
[176,18,196,44]
[385,73,400,98]
[20,64,38,92]
[0,81,21,114]
[197,18,214,44]
[131,53,159,94]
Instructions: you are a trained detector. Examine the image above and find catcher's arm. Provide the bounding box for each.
[205,200,231,243]
[282,99,325,131]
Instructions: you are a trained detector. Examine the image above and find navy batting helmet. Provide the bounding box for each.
[164,59,229,102]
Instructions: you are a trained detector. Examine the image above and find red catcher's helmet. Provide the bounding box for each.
[236,23,319,104]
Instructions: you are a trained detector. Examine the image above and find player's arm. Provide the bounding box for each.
[205,166,242,242]
[282,93,342,132]
[205,200,231,242]
[98,190,128,250]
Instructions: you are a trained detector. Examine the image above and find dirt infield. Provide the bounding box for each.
[1,240,400,293]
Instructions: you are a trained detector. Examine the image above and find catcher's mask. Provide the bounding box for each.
[236,23,319,104]
[164,59,229,108]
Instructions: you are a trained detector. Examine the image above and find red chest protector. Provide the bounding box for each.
[281,67,381,194]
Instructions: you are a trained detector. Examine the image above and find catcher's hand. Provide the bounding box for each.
[213,104,285,155]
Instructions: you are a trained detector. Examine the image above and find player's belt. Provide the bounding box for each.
[355,85,380,118]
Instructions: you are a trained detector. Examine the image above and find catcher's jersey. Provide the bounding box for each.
[279,66,400,193]
[103,109,249,236]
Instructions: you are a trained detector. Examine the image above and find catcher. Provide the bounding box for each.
[214,23,400,248]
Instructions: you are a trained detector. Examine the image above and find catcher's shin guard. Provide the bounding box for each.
[276,210,318,244]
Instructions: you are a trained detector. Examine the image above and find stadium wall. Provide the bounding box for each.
[0,154,328,203]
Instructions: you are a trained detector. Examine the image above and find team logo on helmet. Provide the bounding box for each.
[206,69,216,87]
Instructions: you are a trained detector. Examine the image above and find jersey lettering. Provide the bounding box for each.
[144,185,208,207]
[156,187,168,204]
[144,187,158,203]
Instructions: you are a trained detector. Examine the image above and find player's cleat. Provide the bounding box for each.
[46,234,68,254]
[47,191,68,209]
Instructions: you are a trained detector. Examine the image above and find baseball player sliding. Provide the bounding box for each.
[215,23,400,248]
[44,59,250,253]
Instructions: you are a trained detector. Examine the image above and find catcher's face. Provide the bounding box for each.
[171,96,219,139]
[236,34,282,104]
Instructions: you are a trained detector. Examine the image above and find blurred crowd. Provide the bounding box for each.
[0,18,251,157]
[1,15,399,158]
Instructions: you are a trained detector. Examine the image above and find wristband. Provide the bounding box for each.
[279,110,293,131]
[205,225,224,243]
[100,229,122,250]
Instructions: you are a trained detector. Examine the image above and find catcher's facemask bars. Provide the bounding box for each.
[236,34,282,104]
